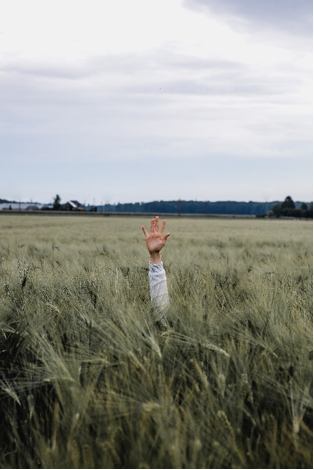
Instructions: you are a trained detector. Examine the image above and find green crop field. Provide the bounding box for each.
[0,215,312,469]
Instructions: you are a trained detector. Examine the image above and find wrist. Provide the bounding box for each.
[149,252,161,264]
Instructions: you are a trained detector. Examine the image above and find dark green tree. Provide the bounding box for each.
[282,196,295,210]
[280,196,295,217]
[53,194,62,210]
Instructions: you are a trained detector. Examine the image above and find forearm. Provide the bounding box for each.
[149,261,169,319]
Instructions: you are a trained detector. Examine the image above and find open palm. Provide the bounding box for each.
[142,217,170,254]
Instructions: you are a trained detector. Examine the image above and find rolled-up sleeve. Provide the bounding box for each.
[149,262,169,319]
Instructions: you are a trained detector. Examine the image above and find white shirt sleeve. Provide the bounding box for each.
[148,261,169,319]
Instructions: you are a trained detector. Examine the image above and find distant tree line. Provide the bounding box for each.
[104,200,275,215]
[2,195,312,218]
[101,197,312,218]
[0,198,19,205]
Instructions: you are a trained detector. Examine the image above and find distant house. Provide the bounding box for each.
[62,200,85,211]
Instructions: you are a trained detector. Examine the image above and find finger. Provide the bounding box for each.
[162,232,170,242]
[160,220,166,234]
[155,216,159,232]
[150,218,155,233]
[142,226,148,237]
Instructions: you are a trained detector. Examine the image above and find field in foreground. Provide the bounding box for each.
[0,215,312,469]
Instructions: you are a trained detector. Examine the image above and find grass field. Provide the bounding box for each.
[0,215,312,469]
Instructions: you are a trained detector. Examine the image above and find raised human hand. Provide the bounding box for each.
[142,216,170,263]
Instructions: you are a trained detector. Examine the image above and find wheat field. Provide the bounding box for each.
[0,215,312,469]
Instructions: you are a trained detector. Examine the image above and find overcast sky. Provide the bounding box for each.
[0,0,312,204]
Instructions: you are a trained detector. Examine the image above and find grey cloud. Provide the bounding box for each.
[1,48,301,105]
[1,49,245,82]
[0,42,310,170]
[0,68,306,168]
[183,0,312,36]
[124,71,301,98]
[1,61,93,81]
